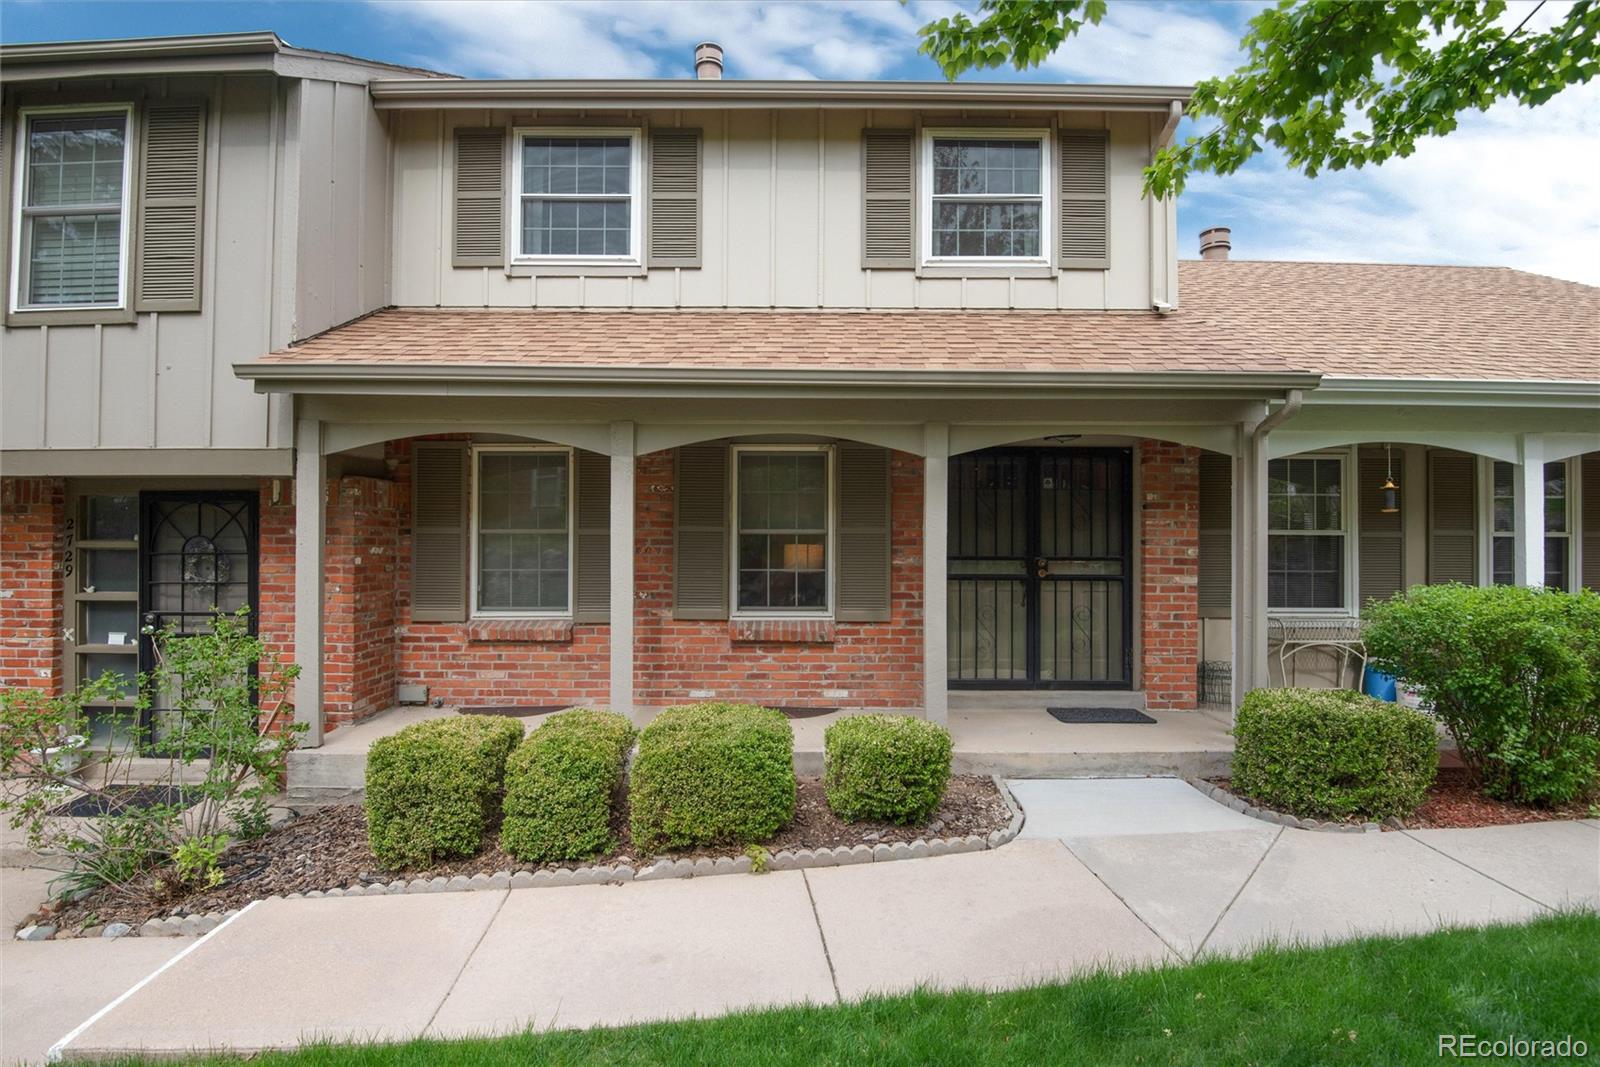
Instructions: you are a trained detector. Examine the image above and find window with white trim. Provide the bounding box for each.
[922,131,1049,263]
[734,448,832,614]
[1491,459,1570,589]
[472,448,572,615]
[1267,456,1347,610]
[511,129,641,262]
[11,106,132,310]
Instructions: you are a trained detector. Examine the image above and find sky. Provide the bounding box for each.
[4,0,1595,284]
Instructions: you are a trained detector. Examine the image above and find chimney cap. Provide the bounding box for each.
[694,41,724,80]
[1198,226,1232,261]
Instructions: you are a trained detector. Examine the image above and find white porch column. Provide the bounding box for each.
[608,422,636,720]
[1512,433,1546,587]
[922,423,949,726]
[1230,422,1270,710]
[293,417,325,747]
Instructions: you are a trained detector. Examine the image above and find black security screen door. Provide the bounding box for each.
[948,448,1132,688]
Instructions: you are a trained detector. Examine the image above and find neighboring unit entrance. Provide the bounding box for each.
[948,448,1132,688]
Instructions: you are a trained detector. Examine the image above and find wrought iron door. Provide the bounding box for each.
[948,448,1132,688]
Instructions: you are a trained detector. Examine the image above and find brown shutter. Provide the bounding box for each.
[1582,452,1600,592]
[573,449,611,623]
[1427,451,1477,585]
[452,127,504,267]
[1197,451,1232,618]
[861,128,914,268]
[411,441,469,622]
[835,444,891,622]
[674,444,729,620]
[1057,130,1108,269]
[135,101,206,311]
[1357,446,1405,606]
[647,128,701,268]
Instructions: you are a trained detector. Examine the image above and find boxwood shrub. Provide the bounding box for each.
[823,714,952,824]
[500,709,636,863]
[365,715,523,869]
[629,702,795,852]
[1231,688,1438,821]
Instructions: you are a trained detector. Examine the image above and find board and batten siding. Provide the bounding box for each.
[390,108,1165,311]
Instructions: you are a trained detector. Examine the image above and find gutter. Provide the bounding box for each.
[1150,99,1184,316]
[1255,388,1304,435]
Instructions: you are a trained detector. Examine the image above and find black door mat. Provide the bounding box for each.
[458,705,571,717]
[773,706,839,719]
[51,785,193,817]
[1047,707,1157,724]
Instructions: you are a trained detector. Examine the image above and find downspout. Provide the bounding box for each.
[1150,100,1184,314]
[1255,388,1303,436]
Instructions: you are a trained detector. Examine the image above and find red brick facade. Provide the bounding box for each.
[0,478,64,693]
[1138,440,1201,709]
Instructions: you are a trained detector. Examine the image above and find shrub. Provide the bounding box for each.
[1231,687,1439,821]
[630,703,796,852]
[500,710,636,863]
[1364,584,1600,806]
[823,714,953,824]
[365,715,523,869]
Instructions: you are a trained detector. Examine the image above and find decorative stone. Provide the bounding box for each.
[1242,806,1260,820]
[692,858,718,877]
[531,869,558,886]
[138,919,168,938]
[712,856,741,875]
[871,843,894,862]
[386,880,408,894]
[792,849,817,867]
[102,922,133,939]
[926,838,952,857]
[635,861,676,881]
[612,864,636,882]
[806,848,839,868]
[888,842,912,861]
[191,915,219,935]
[488,871,512,890]
[16,924,55,941]
[769,850,801,871]
[325,887,345,898]
[509,871,535,889]
[429,876,449,893]
[907,840,931,859]
[726,855,754,874]
[1300,818,1321,831]
[446,876,472,892]
[833,844,871,865]
[1362,822,1382,834]
[1383,816,1406,830]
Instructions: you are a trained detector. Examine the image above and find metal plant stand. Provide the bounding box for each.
[1268,615,1367,690]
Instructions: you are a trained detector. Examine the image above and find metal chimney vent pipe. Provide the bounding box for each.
[695,42,724,80]
[1199,226,1232,261]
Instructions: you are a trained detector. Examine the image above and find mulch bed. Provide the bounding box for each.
[34,775,1010,935]
[1208,768,1594,831]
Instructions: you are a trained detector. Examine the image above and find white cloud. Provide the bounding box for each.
[1038,1,1251,85]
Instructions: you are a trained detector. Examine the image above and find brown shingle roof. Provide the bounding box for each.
[259,261,1599,383]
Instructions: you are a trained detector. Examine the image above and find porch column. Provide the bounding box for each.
[1512,433,1546,587]
[923,423,949,726]
[293,417,325,747]
[608,421,636,720]
[1230,422,1270,710]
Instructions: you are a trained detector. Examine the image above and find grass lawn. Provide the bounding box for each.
[120,913,1596,1066]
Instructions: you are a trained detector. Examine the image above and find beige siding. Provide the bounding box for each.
[391,107,1165,311]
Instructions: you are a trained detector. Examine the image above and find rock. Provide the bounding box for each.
[446,875,472,892]
[509,871,535,889]
[907,840,931,859]
[691,858,718,877]
[1383,816,1406,830]
[835,844,873,865]
[138,919,167,938]
[871,843,894,862]
[488,871,511,890]
[792,849,817,868]
[888,842,912,861]
[769,851,801,871]
[1242,805,1261,820]
[1300,819,1321,831]
[806,848,840,868]
[16,924,56,941]
[863,831,882,843]
[712,856,741,875]
[102,922,134,939]
[927,838,952,857]
[635,861,676,881]
[926,819,945,835]
[468,872,494,891]
[1363,822,1382,834]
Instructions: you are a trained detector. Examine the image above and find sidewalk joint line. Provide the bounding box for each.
[423,889,512,1036]
[1397,829,1555,911]
[801,869,842,1003]
[1056,837,1186,963]
[1193,825,1282,960]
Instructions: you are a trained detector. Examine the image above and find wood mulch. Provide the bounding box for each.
[35,775,1009,935]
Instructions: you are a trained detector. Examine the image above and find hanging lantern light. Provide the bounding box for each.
[1381,442,1400,514]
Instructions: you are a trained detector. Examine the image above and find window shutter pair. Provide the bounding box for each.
[1427,452,1478,584]
[672,443,893,622]
[1582,452,1600,592]
[1357,447,1404,605]
[1195,452,1232,618]
[450,127,702,268]
[857,127,1109,270]
[134,100,207,311]
[409,443,609,623]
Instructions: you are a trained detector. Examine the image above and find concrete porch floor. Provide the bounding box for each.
[286,697,1235,795]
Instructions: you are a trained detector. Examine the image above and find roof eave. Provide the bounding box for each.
[0,32,453,82]
[1310,376,1600,409]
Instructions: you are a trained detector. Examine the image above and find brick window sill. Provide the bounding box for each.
[467,619,575,644]
[728,618,836,645]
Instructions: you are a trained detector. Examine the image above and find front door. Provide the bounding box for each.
[948,448,1132,688]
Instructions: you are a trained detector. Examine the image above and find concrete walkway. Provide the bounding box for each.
[21,780,1600,1062]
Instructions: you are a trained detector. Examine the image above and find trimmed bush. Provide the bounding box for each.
[1231,687,1439,821]
[1365,584,1600,806]
[500,709,636,863]
[365,715,523,869]
[823,714,953,824]
[630,703,796,851]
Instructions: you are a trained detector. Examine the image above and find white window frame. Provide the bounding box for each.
[730,443,836,619]
[9,103,135,313]
[920,127,1052,268]
[469,444,575,619]
[1266,449,1357,616]
[507,126,643,267]
[1482,456,1574,590]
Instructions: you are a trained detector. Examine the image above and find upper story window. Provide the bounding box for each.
[734,447,832,615]
[472,447,573,616]
[922,131,1050,265]
[512,129,641,263]
[1268,456,1347,611]
[11,106,133,311]
[1490,459,1570,590]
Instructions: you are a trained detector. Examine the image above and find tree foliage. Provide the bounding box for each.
[919,0,1600,197]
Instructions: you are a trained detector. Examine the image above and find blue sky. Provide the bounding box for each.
[4,0,1596,284]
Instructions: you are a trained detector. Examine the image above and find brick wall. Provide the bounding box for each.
[0,478,64,693]
[1138,440,1200,709]
[257,480,296,726]
[324,477,400,727]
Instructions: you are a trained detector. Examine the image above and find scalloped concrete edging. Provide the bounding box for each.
[1185,777,1381,835]
[33,778,1027,940]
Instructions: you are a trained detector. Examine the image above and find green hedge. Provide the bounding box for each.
[629,703,796,852]
[823,714,952,824]
[1231,688,1438,821]
[365,715,523,869]
[500,709,636,863]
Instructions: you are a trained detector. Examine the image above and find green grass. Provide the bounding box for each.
[119,913,1598,1066]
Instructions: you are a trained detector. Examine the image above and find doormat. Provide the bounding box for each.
[51,785,193,818]
[1047,707,1157,724]
[773,706,839,719]
[458,705,570,717]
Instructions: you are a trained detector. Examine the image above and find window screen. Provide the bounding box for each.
[737,452,829,612]
[19,113,128,306]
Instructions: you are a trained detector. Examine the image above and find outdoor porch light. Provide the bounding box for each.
[1381,443,1400,513]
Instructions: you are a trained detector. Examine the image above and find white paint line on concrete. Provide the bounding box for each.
[47,899,261,1063]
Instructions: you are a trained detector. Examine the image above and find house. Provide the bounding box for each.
[2,33,1596,771]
